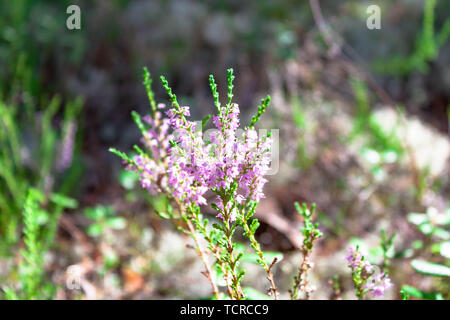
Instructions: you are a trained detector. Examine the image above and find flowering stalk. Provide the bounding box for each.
[56,121,77,172]
[380,229,396,273]
[176,200,220,299]
[189,206,235,299]
[346,246,392,299]
[111,68,274,300]
[239,201,279,299]
[290,202,322,300]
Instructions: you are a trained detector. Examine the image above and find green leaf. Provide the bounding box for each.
[407,213,428,225]
[381,150,398,163]
[212,223,225,232]
[214,267,227,287]
[243,287,270,300]
[439,208,450,225]
[432,227,450,240]
[401,285,444,300]
[412,240,424,250]
[142,67,157,111]
[237,269,246,283]
[236,252,244,262]
[35,209,49,225]
[154,210,171,220]
[226,68,235,105]
[400,288,410,300]
[84,206,105,220]
[250,219,260,234]
[106,217,127,230]
[50,193,78,209]
[109,147,134,164]
[291,98,305,129]
[418,222,433,235]
[87,223,103,237]
[438,242,450,258]
[3,287,19,300]
[131,111,146,135]
[411,259,450,277]
[103,249,119,269]
[242,251,284,265]
[201,114,211,130]
[361,148,381,165]
[249,96,271,129]
[119,170,139,190]
[210,203,221,212]
[209,74,220,112]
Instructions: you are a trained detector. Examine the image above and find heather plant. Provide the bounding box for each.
[3,189,46,300]
[289,202,322,300]
[380,229,396,273]
[2,188,77,300]
[111,68,275,299]
[0,1,84,255]
[346,246,392,299]
[0,96,82,254]
[111,68,396,300]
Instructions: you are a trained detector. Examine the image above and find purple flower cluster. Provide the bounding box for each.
[346,246,392,298]
[346,246,374,273]
[128,100,272,222]
[56,121,77,172]
[363,272,392,298]
[131,104,173,195]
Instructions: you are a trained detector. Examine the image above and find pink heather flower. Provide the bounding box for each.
[346,246,373,273]
[214,196,238,223]
[124,104,175,195]
[347,246,392,298]
[364,273,392,298]
[126,90,272,222]
[56,122,77,172]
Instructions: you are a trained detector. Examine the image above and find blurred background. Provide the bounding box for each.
[0,0,449,299]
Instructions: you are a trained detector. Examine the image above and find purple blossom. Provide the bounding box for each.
[346,246,372,273]
[214,196,238,223]
[56,122,77,172]
[125,92,272,223]
[346,246,392,299]
[364,273,392,298]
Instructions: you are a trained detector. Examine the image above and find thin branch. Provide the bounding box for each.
[290,248,313,300]
[240,216,279,299]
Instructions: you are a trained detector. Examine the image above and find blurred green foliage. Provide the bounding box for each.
[350,78,403,155]
[403,206,450,299]
[373,0,450,76]
[3,188,78,299]
[0,1,86,254]
[0,0,87,101]
[84,205,127,237]
[0,96,83,254]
